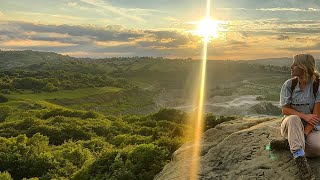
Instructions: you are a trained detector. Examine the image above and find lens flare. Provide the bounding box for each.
[189,41,208,180]
[189,0,212,179]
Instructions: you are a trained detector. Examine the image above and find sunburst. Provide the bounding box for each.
[195,17,220,42]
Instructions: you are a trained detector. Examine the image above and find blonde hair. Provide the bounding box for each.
[294,54,319,82]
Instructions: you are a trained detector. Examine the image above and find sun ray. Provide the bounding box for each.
[189,0,212,179]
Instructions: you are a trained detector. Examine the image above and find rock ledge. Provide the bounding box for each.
[155,117,320,180]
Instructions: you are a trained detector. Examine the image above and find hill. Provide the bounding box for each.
[0,50,289,116]
[248,57,292,67]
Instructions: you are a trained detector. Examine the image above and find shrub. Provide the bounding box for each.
[0,171,13,180]
[0,94,8,103]
[0,134,58,180]
[0,106,11,122]
[42,109,96,119]
[152,108,187,124]
[0,89,10,94]
[127,144,169,180]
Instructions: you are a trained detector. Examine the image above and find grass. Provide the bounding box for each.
[48,88,157,115]
[6,86,123,101]
[249,75,289,85]
[236,83,280,101]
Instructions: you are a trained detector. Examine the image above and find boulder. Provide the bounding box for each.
[248,102,281,116]
[155,117,320,179]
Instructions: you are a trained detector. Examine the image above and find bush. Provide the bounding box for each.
[0,94,8,103]
[0,106,11,122]
[127,144,169,180]
[205,113,237,130]
[0,134,58,180]
[0,89,10,94]
[152,108,187,124]
[42,109,97,119]
[42,83,58,92]
[0,171,13,180]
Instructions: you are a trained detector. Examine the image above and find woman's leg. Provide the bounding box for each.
[280,115,305,153]
[305,130,320,157]
[279,115,315,179]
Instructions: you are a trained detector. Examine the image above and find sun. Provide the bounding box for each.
[195,17,221,42]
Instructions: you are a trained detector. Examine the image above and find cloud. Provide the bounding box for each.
[2,40,75,47]
[280,42,320,51]
[1,19,319,60]
[225,19,320,36]
[67,2,78,7]
[275,35,290,40]
[0,21,202,58]
[215,0,320,9]
[2,21,199,48]
[256,8,320,12]
[7,21,144,42]
[14,11,99,25]
[79,0,148,23]
[278,28,320,34]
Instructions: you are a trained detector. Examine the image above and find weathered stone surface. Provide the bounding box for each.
[155,117,320,180]
[248,102,281,116]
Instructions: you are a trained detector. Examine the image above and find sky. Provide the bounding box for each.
[0,0,320,60]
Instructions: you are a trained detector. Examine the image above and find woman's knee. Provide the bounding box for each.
[306,146,320,157]
[306,132,320,156]
[286,115,302,125]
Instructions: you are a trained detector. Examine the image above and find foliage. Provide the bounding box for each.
[205,113,237,130]
[0,106,11,122]
[0,106,235,179]
[152,108,188,124]
[0,171,13,180]
[0,94,8,103]
[0,134,57,179]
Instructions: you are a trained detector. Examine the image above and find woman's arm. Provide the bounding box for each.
[305,103,320,135]
[282,105,308,120]
[282,105,320,135]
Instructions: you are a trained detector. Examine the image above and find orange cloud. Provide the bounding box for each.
[95,41,133,46]
[62,51,133,58]
[2,40,75,47]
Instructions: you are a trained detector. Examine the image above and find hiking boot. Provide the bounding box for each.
[269,139,290,151]
[295,156,315,180]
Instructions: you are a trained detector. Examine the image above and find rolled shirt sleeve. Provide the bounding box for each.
[280,79,293,107]
[315,81,320,103]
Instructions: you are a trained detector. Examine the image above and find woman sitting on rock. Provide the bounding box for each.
[270,54,320,180]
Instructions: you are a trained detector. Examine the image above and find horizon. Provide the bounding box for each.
[0,0,320,60]
[1,49,297,61]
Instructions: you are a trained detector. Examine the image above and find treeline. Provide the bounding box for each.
[0,107,235,179]
[0,69,130,93]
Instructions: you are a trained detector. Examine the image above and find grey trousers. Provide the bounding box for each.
[281,115,320,157]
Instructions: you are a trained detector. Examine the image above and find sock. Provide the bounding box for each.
[293,149,305,159]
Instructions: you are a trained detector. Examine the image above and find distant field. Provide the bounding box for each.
[7,86,123,101]
[236,82,281,101]
[48,88,157,115]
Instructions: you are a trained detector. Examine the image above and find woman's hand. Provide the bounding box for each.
[304,114,320,126]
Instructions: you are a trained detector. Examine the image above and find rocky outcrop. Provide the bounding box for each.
[155,117,320,180]
[248,102,282,116]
